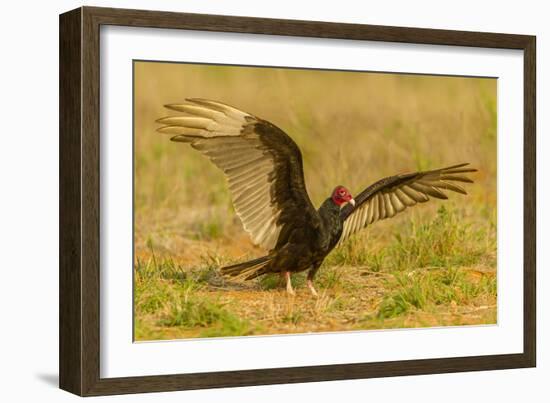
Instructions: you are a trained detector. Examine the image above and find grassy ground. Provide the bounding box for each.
[133,62,497,341]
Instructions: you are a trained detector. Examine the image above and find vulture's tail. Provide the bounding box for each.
[220,255,272,281]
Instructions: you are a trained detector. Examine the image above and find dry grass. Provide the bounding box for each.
[133,61,497,340]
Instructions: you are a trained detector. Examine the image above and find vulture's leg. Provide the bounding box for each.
[307,265,321,297]
[284,271,295,296]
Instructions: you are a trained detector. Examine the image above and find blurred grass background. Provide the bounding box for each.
[133,61,497,340]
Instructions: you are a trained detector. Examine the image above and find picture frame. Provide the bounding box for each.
[59,6,536,396]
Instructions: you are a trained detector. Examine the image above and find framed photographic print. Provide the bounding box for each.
[59,6,536,396]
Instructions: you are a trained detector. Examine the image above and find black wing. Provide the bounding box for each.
[156,98,320,251]
[338,163,477,244]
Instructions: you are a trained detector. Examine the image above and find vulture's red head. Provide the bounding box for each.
[331,186,355,208]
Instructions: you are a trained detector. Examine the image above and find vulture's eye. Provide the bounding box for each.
[339,190,346,196]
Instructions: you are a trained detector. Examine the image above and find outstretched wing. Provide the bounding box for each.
[338,163,477,244]
[156,98,319,251]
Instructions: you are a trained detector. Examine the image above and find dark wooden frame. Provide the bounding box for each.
[59,6,536,396]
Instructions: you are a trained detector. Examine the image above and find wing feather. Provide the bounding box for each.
[371,193,380,222]
[378,193,386,219]
[390,192,406,212]
[384,193,396,218]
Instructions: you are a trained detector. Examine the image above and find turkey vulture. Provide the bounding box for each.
[156,99,477,296]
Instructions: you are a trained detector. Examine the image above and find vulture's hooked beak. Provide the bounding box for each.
[349,198,356,207]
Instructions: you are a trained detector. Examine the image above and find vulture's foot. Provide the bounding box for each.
[307,279,319,297]
[285,271,295,296]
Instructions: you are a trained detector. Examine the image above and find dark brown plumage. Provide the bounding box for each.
[157,99,477,296]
